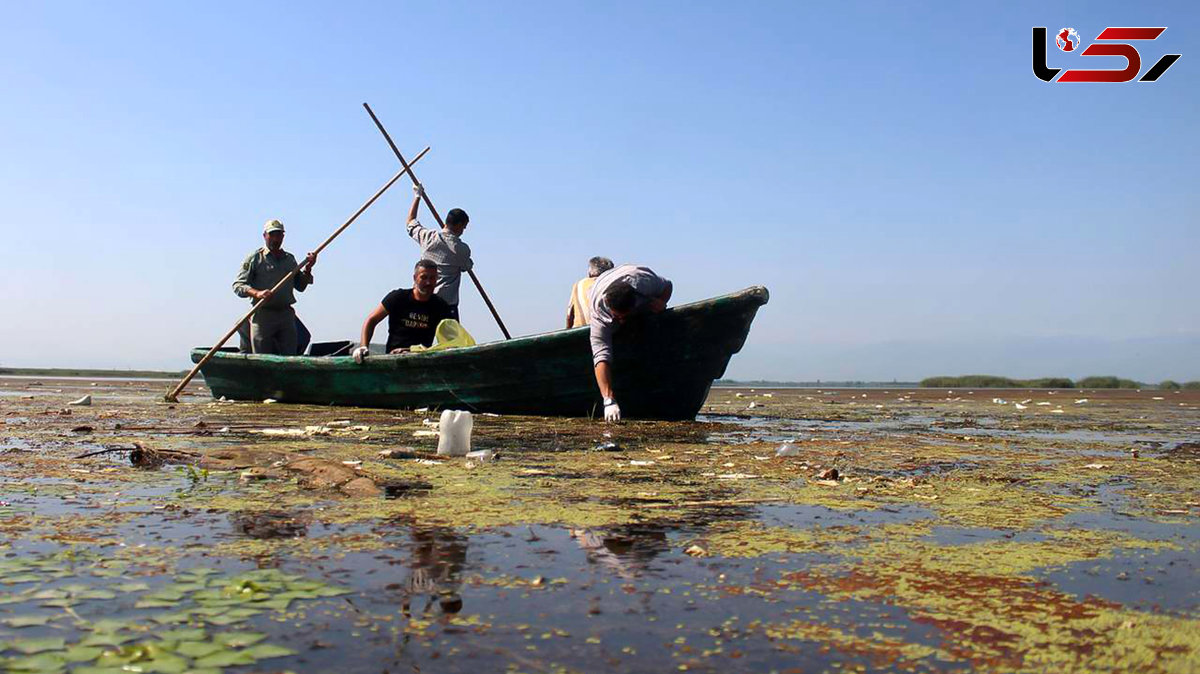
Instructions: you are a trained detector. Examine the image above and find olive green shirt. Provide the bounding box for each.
[232,248,312,310]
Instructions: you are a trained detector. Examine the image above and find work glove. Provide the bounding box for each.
[413,183,425,199]
[603,398,621,422]
[352,345,369,364]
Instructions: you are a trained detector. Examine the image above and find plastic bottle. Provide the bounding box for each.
[437,410,474,456]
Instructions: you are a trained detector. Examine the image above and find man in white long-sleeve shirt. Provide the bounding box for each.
[405,185,473,320]
[588,264,673,422]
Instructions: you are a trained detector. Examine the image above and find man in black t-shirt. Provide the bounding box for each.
[352,260,453,363]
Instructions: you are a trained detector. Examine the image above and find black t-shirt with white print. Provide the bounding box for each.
[381,288,452,352]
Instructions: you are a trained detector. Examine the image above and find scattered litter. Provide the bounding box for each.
[775,443,800,457]
[378,448,421,459]
[71,425,93,433]
[630,460,655,466]
[341,460,362,468]
[593,441,622,452]
[1152,396,1164,401]
[466,449,496,462]
[482,413,501,417]
[992,398,1007,404]
[816,468,839,481]
[413,430,438,438]
[717,473,758,479]
[262,398,277,404]
[1084,463,1110,469]
[684,545,708,557]
[747,401,758,409]
[1036,402,1052,406]
[415,407,430,413]
[1014,404,1028,410]
[437,410,474,456]
[1075,399,1089,404]
[326,420,353,427]
[67,395,92,407]
[415,458,442,466]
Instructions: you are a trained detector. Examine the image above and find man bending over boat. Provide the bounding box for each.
[406,184,472,321]
[232,219,316,355]
[588,265,673,422]
[352,260,453,363]
[566,256,614,329]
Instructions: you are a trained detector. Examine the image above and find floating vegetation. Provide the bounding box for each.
[1,377,1198,672]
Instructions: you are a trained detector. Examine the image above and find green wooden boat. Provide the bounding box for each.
[192,286,769,420]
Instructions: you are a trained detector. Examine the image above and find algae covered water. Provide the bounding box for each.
[1,377,1198,672]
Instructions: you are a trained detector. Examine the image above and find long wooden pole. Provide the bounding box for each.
[362,102,512,340]
[163,146,431,402]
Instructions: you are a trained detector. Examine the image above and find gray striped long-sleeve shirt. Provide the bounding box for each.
[406,219,473,306]
[587,264,672,366]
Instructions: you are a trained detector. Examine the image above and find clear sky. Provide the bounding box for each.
[1,1,1196,381]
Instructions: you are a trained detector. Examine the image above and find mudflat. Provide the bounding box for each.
[2,377,1198,672]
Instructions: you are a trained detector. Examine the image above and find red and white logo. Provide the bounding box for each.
[1056,27,1082,52]
[1033,26,1181,83]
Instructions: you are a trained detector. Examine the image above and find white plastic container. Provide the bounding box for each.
[436,410,474,456]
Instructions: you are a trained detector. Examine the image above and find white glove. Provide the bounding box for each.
[352,345,369,364]
[603,398,621,422]
[412,183,425,199]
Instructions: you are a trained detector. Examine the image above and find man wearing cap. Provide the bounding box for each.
[232,219,317,355]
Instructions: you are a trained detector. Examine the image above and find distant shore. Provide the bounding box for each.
[0,367,185,380]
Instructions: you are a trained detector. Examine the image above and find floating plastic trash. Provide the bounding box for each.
[437,410,474,456]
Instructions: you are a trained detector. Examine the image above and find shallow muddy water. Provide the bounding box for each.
[1,378,1198,672]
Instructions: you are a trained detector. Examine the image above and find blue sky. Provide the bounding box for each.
[1,1,1196,381]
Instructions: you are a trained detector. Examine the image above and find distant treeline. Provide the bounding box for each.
[0,367,185,379]
[920,375,1200,390]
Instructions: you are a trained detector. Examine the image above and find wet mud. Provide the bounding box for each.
[1,378,1198,672]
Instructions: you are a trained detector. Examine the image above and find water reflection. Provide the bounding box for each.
[397,525,468,616]
[571,524,671,579]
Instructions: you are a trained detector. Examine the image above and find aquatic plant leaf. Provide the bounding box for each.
[3,615,55,628]
[148,612,193,625]
[172,641,222,659]
[212,632,266,648]
[78,632,136,648]
[86,619,136,634]
[135,599,178,609]
[36,599,75,609]
[259,598,291,611]
[2,651,68,673]
[154,629,206,643]
[112,582,151,593]
[142,652,189,674]
[11,637,66,654]
[191,649,257,668]
[240,643,295,660]
[62,645,105,662]
[73,667,135,674]
[1,574,44,585]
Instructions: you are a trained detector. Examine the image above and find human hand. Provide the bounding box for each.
[303,252,317,271]
[352,345,369,364]
[413,183,425,199]
[604,398,621,422]
[255,289,274,302]
[389,347,410,354]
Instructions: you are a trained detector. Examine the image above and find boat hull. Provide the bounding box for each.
[192,286,768,420]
